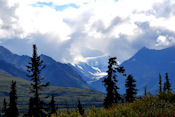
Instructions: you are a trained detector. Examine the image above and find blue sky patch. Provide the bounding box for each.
[31,2,80,11]
[55,3,80,11]
[31,2,53,7]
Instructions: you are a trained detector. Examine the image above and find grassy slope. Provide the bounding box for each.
[0,70,105,114]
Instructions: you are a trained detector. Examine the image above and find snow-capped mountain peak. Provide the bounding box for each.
[70,56,108,84]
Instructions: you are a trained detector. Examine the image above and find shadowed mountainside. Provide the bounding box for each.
[90,46,175,95]
[0,46,89,89]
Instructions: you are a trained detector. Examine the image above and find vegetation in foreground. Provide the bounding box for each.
[53,93,175,117]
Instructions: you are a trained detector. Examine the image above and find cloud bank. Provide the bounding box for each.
[0,0,175,63]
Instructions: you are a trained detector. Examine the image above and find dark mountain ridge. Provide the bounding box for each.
[122,46,175,94]
[90,46,175,95]
[0,46,89,89]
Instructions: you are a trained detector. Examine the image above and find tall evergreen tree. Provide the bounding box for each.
[77,99,84,115]
[26,44,49,117]
[164,72,171,93]
[27,97,34,117]
[163,82,166,92]
[5,81,18,117]
[2,98,7,115]
[125,75,137,102]
[159,73,162,94]
[49,95,56,115]
[103,57,125,108]
[144,85,147,97]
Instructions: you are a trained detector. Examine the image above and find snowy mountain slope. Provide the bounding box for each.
[70,56,108,85]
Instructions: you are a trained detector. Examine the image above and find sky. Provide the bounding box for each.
[0,0,175,63]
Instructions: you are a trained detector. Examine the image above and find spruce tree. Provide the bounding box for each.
[144,86,147,97]
[125,74,137,102]
[164,72,171,93]
[49,95,56,115]
[28,97,34,117]
[77,99,84,115]
[5,81,18,117]
[103,57,125,108]
[26,44,49,117]
[2,98,7,115]
[163,82,166,92]
[159,73,162,94]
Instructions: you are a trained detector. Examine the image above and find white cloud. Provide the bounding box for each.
[1,0,175,63]
[156,35,168,46]
[156,35,175,49]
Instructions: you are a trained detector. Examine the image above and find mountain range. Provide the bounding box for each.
[87,46,175,95]
[0,46,89,89]
[122,46,175,94]
[1,45,175,95]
